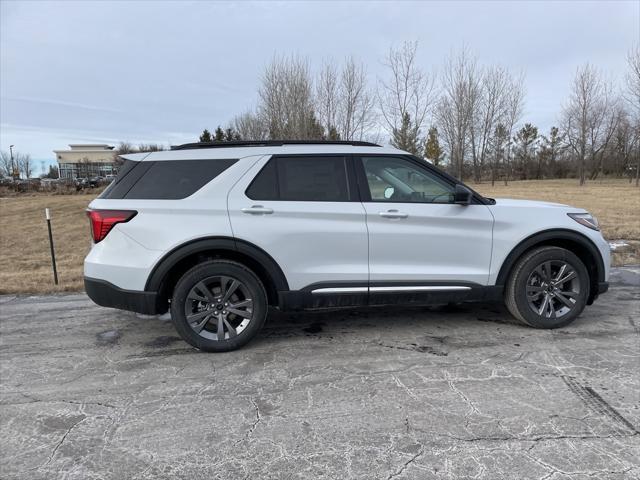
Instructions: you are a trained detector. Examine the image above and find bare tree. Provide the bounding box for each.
[625,44,640,109]
[0,151,12,177]
[436,47,480,179]
[379,41,436,151]
[469,66,511,182]
[502,72,526,184]
[603,112,635,178]
[232,111,269,140]
[588,101,622,180]
[137,143,165,152]
[108,142,165,172]
[316,58,377,141]
[17,153,32,179]
[258,55,323,139]
[337,57,376,141]
[561,64,619,185]
[112,142,136,168]
[625,44,640,186]
[316,60,339,138]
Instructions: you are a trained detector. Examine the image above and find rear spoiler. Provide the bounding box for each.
[119,152,150,162]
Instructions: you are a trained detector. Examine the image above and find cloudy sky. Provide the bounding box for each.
[1,0,638,167]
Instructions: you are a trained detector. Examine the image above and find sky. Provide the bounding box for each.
[1,0,638,169]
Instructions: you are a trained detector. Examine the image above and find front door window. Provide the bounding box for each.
[361,156,454,204]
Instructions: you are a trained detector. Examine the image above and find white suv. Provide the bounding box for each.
[84,141,610,352]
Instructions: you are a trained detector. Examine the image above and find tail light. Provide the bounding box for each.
[86,209,137,243]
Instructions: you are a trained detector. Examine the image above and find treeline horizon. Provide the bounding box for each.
[3,42,638,186]
[195,41,640,186]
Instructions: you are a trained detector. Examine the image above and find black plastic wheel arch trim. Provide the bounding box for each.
[495,229,606,303]
[144,236,289,295]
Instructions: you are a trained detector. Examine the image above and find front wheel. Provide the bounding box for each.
[170,260,268,352]
[505,246,590,328]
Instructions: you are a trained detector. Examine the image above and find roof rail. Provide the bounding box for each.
[171,140,381,150]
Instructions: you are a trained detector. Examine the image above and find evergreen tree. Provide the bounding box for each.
[199,129,213,143]
[491,124,509,186]
[539,126,565,178]
[224,128,240,141]
[326,125,341,141]
[214,126,225,141]
[390,112,420,155]
[424,127,443,166]
[513,123,539,179]
[307,113,325,140]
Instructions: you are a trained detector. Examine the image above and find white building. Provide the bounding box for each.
[54,144,116,179]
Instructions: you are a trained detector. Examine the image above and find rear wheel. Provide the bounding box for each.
[505,246,590,328]
[170,260,268,352]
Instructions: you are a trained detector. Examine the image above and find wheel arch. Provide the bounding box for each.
[495,229,605,304]
[145,236,289,313]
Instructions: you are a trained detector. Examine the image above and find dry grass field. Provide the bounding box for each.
[0,193,94,294]
[0,179,638,295]
[473,179,640,267]
[471,179,640,240]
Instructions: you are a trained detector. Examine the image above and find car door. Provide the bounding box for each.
[355,155,494,302]
[228,154,368,301]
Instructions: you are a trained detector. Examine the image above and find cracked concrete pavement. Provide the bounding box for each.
[1,267,639,479]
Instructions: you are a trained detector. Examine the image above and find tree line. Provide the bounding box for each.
[2,42,637,186]
[199,42,640,186]
[0,151,34,179]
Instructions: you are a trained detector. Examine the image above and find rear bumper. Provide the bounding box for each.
[84,277,159,314]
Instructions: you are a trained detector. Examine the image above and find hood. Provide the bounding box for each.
[492,198,573,209]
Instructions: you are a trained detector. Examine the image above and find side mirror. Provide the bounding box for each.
[454,184,472,205]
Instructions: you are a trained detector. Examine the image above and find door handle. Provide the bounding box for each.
[241,205,274,215]
[379,209,408,219]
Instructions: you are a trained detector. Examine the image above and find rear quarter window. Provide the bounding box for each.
[101,159,238,200]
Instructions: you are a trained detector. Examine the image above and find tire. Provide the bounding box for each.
[170,260,268,352]
[504,246,590,329]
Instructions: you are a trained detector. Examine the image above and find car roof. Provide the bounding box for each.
[121,144,409,161]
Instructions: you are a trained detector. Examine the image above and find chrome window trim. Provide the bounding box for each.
[311,286,472,295]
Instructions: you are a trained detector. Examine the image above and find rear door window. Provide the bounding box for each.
[246,156,350,202]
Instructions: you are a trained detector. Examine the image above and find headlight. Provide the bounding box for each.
[568,213,599,231]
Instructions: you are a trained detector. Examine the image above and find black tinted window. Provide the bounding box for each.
[101,159,238,200]
[99,160,151,199]
[245,160,278,200]
[246,156,349,202]
[361,156,454,203]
